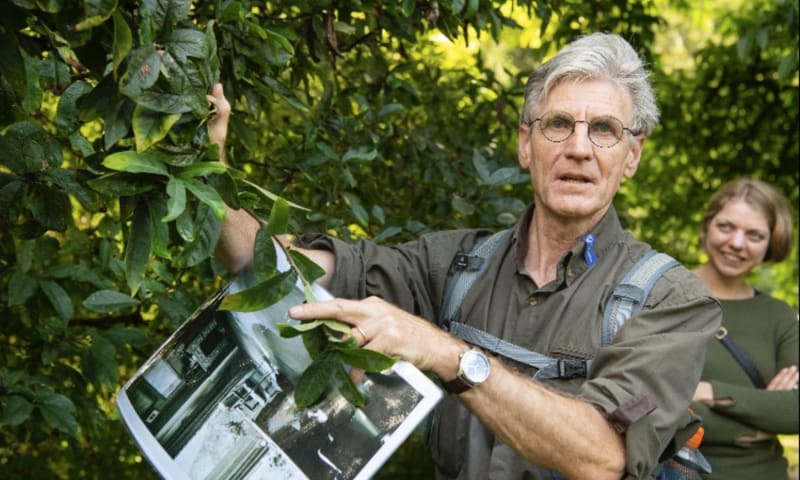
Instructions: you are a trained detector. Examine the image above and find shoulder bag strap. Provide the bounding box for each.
[714,326,767,388]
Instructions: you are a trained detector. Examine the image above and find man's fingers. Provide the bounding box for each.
[207,83,231,118]
[288,298,365,323]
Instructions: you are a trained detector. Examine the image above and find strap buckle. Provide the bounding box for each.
[714,326,728,340]
[556,359,588,379]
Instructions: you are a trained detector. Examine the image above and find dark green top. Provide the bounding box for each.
[301,205,721,479]
[691,292,799,480]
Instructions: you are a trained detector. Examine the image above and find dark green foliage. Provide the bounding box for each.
[0,1,796,479]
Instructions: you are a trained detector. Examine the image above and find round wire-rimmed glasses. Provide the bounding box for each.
[529,110,639,148]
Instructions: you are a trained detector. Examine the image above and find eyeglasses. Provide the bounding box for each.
[529,111,639,148]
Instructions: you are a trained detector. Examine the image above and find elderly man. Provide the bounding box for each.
[211,33,721,479]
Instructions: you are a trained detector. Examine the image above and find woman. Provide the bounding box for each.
[691,178,799,479]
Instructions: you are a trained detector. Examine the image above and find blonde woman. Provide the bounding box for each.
[692,178,799,479]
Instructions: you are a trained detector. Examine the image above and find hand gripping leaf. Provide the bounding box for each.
[218,198,395,409]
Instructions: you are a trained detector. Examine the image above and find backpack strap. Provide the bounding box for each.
[440,231,679,380]
[601,250,680,346]
[439,229,512,330]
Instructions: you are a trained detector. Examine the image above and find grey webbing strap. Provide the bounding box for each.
[448,321,590,379]
[439,230,678,380]
[439,229,512,329]
[601,250,680,346]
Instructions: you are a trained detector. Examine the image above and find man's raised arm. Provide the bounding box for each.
[207,83,335,282]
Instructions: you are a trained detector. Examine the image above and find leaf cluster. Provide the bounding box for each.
[0,0,796,478]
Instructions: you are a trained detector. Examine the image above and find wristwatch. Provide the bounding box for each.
[442,348,491,394]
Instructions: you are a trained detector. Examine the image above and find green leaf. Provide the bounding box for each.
[87,172,157,196]
[335,347,397,372]
[183,177,227,220]
[80,331,119,388]
[288,249,326,285]
[174,204,219,267]
[331,362,364,408]
[176,161,227,179]
[342,192,369,226]
[342,147,378,163]
[37,392,77,437]
[103,150,169,176]
[1,395,34,427]
[252,228,277,281]
[242,178,307,211]
[451,195,475,215]
[125,202,152,295]
[175,206,195,242]
[277,320,323,337]
[39,280,73,321]
[146,198,171,259]
[204,20,219,85]
[0,121,63,173]
[20,50,42,114]
[135,91,192,114]
[132,105,181,152]
[82,289,140,313]
[163,177,187,222]
[74,0,116,30]
[302,325,328,360]
[219,270,297,312]
[0,30,26,99]
[8,268,38,307]
[260,75,309,113]
[294,354,336,408]
[321,319,354,337]
[104,326,149,348]
[43,168,99,211]
[31,184,70,232]
[55,80,93,135]
[103,98,132,149]
[119,46,160,98]
[112,9,132,79]
[167,28,206,61]
[266,197,290,235]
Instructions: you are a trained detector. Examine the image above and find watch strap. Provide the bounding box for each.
[442,376,472,394]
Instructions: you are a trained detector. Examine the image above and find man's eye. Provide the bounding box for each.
[592,121,613,133]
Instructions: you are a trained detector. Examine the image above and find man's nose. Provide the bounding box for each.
[564,121,593,158]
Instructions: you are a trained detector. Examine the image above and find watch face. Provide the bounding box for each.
[461,350,490,384]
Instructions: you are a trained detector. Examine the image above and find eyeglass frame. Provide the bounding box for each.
[525,110,641,148]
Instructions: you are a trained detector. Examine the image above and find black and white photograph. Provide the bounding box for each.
[116,250,442,480]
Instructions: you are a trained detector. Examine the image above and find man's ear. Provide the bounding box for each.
[518,123,533,169]
[623,136,645,178]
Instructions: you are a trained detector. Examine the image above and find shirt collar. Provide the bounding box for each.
[513,203,627,286]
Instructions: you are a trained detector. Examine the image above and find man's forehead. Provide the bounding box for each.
[538,78,633,118]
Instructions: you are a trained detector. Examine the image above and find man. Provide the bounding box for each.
[210,33,721,479]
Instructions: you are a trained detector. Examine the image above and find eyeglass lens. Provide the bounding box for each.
[537,111,625,147]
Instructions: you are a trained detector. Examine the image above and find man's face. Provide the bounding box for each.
[517,79,644,223]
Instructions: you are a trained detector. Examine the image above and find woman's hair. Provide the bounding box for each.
[700,178,795,263]
[520,32,659,136]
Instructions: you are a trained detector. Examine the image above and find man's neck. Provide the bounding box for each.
[523,206,606,286]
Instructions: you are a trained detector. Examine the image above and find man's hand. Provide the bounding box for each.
[288,296,464,379]
[207,83,231,165]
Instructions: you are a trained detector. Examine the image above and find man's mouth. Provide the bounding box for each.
[557,173,594,184]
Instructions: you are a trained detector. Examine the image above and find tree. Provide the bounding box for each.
[0,1,796,478]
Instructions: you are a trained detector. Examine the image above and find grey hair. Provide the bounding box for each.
[521,33,659,136]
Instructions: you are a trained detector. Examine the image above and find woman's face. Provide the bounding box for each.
[704,199,771,280]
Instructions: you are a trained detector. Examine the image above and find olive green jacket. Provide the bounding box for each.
[301,205,721,479]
